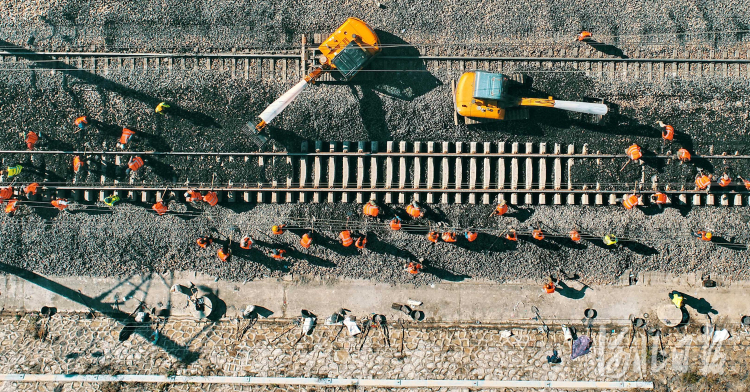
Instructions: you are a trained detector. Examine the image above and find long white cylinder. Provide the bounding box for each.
[258,79,310,124]
[553,100,608,115]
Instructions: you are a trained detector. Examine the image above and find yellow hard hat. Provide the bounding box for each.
[272,225,279,231]
[705,232,713,240]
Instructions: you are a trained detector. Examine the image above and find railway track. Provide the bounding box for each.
[4,141,750,207]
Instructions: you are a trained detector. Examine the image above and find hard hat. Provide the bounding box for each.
[184,191,190,198]
[272,225,279,231]
[705,232,713,240]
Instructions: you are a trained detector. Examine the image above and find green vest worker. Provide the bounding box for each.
[104,194,121,206]
[6,165,22,178]
[603,234,618,246]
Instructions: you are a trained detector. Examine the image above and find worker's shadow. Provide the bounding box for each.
[641,204,667,216]
[640,147,666,173]
[316,235,359,257]
[507,208,534,222]
[523,236,561,251]
[673,291,718,315]
[556,281,589,300]
[422,262,470,282]
[368,233,419,260]
[287,249,336,268]
[549,236,587,250]
[451,234,490,252]
[622,240,659,256]
[583,40,629,59]
[711,235,747,251]
[146,157,178,182]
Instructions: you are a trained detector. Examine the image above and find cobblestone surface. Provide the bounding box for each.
[1,314,748,391]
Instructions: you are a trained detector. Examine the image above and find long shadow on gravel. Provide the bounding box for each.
[0,261,198,363]
[621,241,659,256]
[0,40,220,129]
[711,235,747,251]
[287,249,336,269]
[423,263,470,282]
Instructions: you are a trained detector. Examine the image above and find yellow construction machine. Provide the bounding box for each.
[246,18,381,146]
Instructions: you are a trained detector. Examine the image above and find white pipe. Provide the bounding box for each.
[0,374,653,389]
[553,100,608,115]
[258,79,309,125]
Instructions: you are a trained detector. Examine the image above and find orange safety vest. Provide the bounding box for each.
[427,232,439,243]
[390,218,402,230]
[698,231,712,241]
[203,191,218,206]
[185,190,202,202]
[719,176,731,187]
[300,233,313,248]
[442,232,457,243]
[74,116,88,126]
[505,231,518,241]
[569,230,581,242]
[677,149,691,162]
[25,131,38,150]
[661,125,674,141]
[623,194,639,210]
[363,202,379,217]
[465,232,478,242]
[51,199,68,210]
[5,199,18,214]
[406,203,423,218]
[0,186,13,200]
[407,262,422,275]
[654,192,668,204]
[271,249,286,259]
[695,175,711,190]
[532,230,544,241]
[355,236,367,249]
[544,282,555,294]
[23,183,39,196]
[197,237,212,248]
[339,230,353,247]
[240,236,252,250]
[128,156,145,172]
[577,31,592,41]
[73,156,84,173]
[626,144,642,161]
[743,179,750,190]
[120,128,135,145]
[152,202,168,215]
[272,225,286,235]
[218,248,231,262]
[494,203,509,216]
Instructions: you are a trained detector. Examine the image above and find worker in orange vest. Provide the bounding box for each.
[505,229,518,241]
[406,201,424,219]
[576,31,592,42]
[300,232,313,248]
[23,183,39,197]
[184,189,202,203]
[152,201,168,215]
[73,156,84,174]
[677,148,691,163]
[0,186,13,200]
[738,176,750,190]
[126,156,145,175]
[695,172,712,191]
[339,230,354,247]
[622,194,640,210]
[51,198,69,211]
[363,199,379,218]
[492,201,509,216]
[5,199,19,216]
[272,224,286,235]
[464,231,478,242]
[203,191,219,206]
[406,262,423,275]
[116,128,135,149]
[569,230,581,242]
[693,230,713,242]
[389,216,402,230]
[532,229,544,241]
[239,236,253,250]
[269,249,286,260]
[718,172,732,187]
[197,236,213,248]
[442,232,457,243]
[543,278,555,294]
[218,245,232,262]
[427,231,439,243]
[657,121,674,141]
[73,116,88,131]
[650,192,668,207]
[355,235,367,249]
[626,144,643,163]
[25,131,39,150]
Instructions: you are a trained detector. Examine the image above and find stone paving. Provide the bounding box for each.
[1,313,748,391]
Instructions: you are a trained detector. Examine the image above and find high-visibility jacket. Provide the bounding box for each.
[427,232,439,243]
[661,125,674,141]
[74,116,88,127]
[543,282,555,293]
[5,199,18,214]
[465,231,478,242]
[6,165,22,178]
[271,249,286,259]
[532,229,544,241]
[654,192,668,205]
[719,175,731,187]
[197,237,212,248]
[695,175,711,190]
[272,225,286,235]
[128,156,145,172]
[104,195,121,206]
[406,203,423,218]
[240,236,252,250]
[73,156,83,173]
[51,199,68,210]
[184,190,202,202]
[355,236,367,249]
[743,178,750,190]
[576,31,592,41]
[570,230,581,242]
[0,186,13,200]
[24,183,39,196]
[26,131,38,150]
[120,128,135,145]
[677,149,691,162]
[339,230,353,247]
[363,202,379,217]
[407,262,422,275]
[604,234,618,246]
[155,102,170,114]
[218,248,231,262]
[505,231,518,241]
[152,202,168,215]
[442,232,457,243]
[623,194,639,210]
[626,144,642,161]
[300,233,313,248]
[203,191,218,206]
[389,217,402,230]
[698,231,712,241]
[494,203,509,216]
